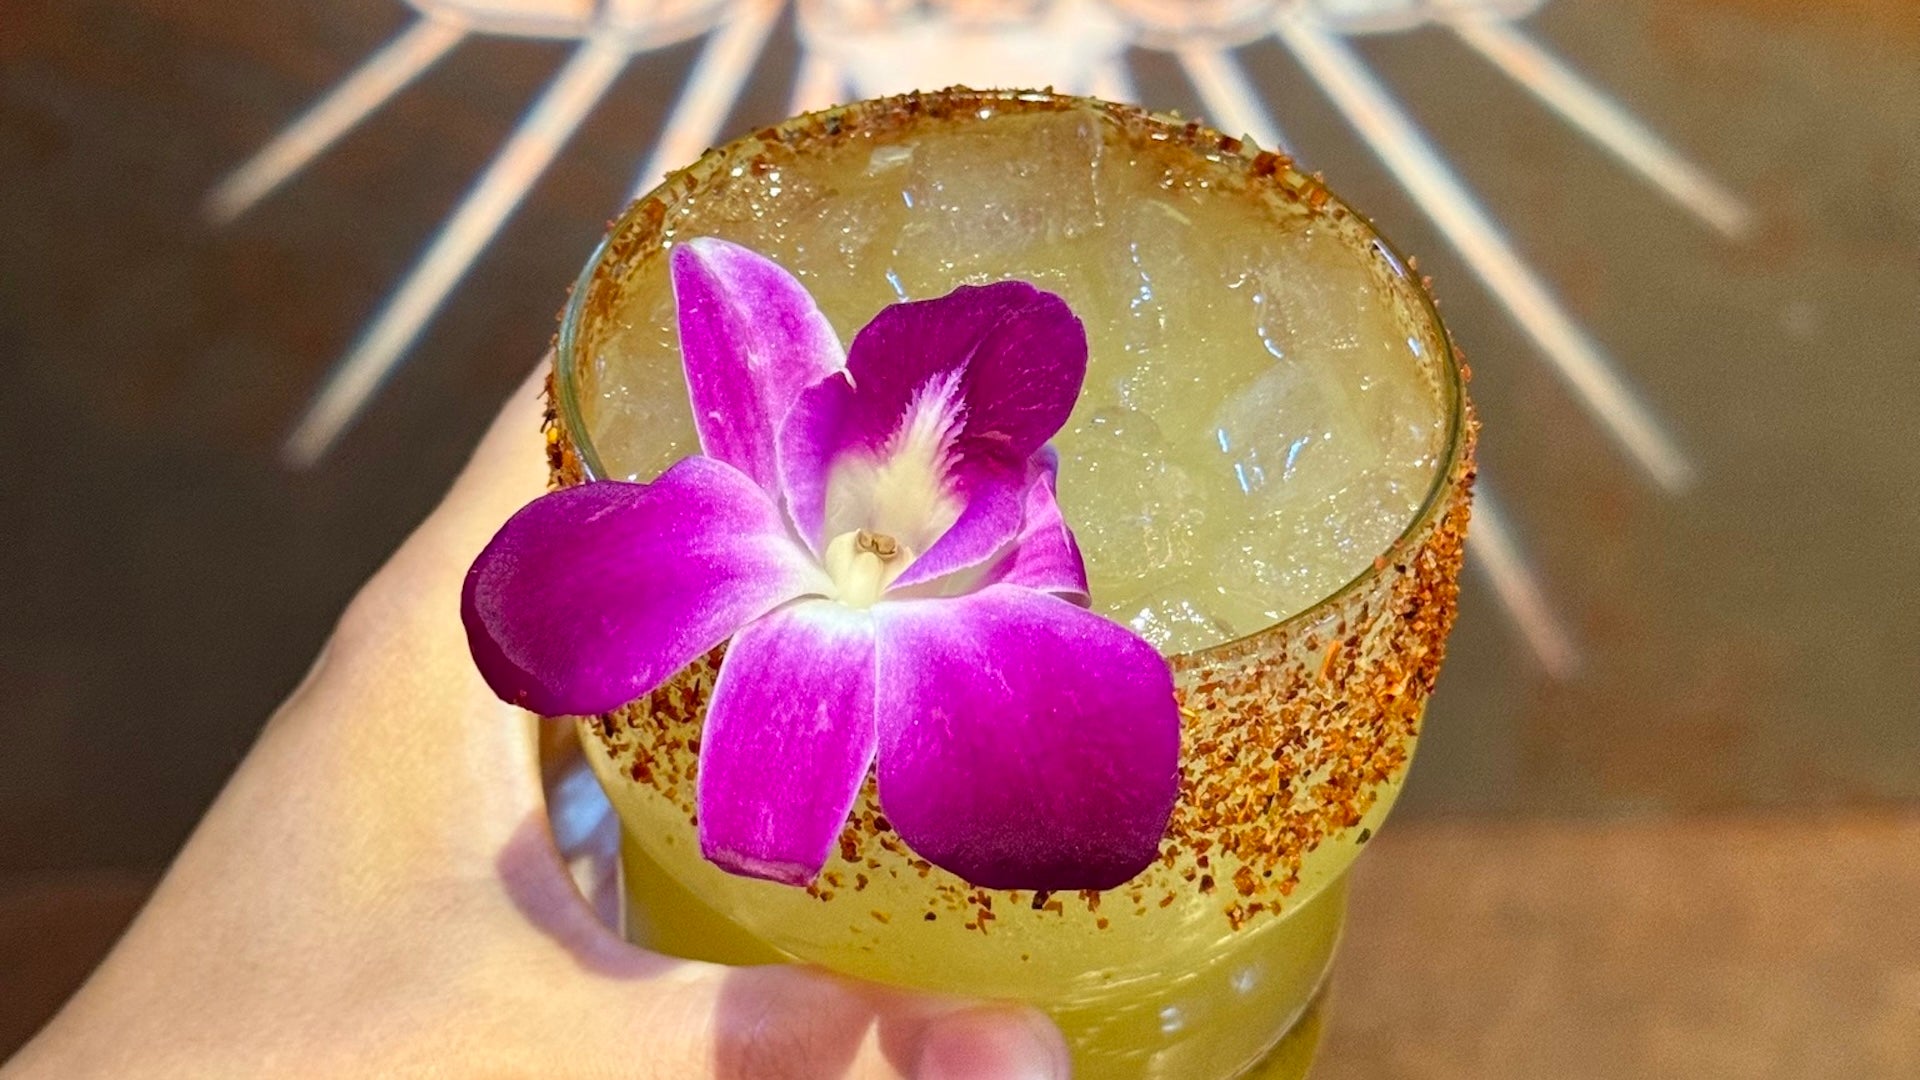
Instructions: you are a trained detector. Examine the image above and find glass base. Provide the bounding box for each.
[619,830,1343,1079]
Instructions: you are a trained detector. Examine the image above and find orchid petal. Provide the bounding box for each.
[887,453,1089,599]
[778,283,1086,549]
[848,282,1087,467]
[673,238,846,496]
[462,457,828,716]
[973,450,1090,602]
[697,601,878,886]
[777,372,854,553]
[873,586,1180,891]
[874,456,1018,591]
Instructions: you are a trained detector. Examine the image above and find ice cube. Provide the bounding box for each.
[1202,467,1428,626]
[1055,406,1205,597]
[1120,582,1236,654]
[895,112,1106,272]
[1117,576,1287,655]
[1084,196,1269,450]
[1208,359,1377,515]
[591,291,700,481]
[1247,226,1380,365]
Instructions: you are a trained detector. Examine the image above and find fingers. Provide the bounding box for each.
[911,1004,1072,1080]
[693,966,1070,1080]
[474,800,1069,1079]
[494,748,1070,1079]
[515,957,1070,1080]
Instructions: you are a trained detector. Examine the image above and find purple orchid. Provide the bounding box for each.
[463,238,1180,891]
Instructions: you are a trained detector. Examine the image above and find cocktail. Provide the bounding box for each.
[490,90,1473,1078]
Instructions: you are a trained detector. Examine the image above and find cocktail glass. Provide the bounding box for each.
[547,89,1475,1079]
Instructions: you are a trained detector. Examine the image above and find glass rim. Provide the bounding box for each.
[553,87,1470,662]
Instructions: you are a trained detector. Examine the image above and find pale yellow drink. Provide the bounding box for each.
[554,91,1474,1079]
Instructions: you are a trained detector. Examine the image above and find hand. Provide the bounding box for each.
[2,366,1071,1080]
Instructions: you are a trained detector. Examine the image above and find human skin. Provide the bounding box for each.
[1,365,1070,1080]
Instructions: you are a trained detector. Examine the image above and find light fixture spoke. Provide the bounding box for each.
[205,17,470,225]
[1275,10,1695,493]
[283,34,632,467]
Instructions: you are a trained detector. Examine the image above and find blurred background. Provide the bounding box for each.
[2,0,1916,1074]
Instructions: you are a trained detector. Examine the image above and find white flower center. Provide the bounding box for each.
[820,371,966,558]
[822,528,914,608]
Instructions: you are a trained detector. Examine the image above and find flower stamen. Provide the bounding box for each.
[824,528,914,609]
[856,529,900,559]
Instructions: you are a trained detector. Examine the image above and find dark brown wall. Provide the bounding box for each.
[3,0,1916,1069]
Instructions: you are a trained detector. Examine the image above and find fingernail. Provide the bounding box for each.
[915,1005,1071,1080]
